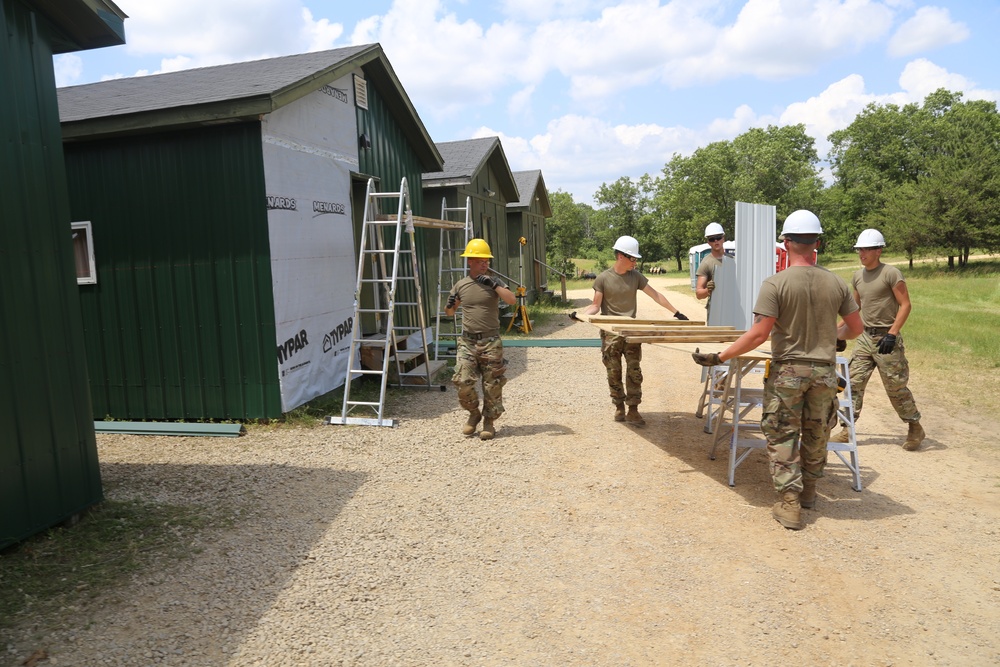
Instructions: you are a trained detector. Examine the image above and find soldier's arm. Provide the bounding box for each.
[718,313,775,363]
[889,281,911,335]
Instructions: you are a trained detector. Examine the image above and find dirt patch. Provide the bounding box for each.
[3,277,998,667]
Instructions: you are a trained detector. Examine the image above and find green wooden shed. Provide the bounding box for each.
[1,0,126,550]
[57,44,444,420]
[421,137,521,288]
[507,170,553,303]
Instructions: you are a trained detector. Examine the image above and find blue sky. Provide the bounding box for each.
[55,1,1000,205]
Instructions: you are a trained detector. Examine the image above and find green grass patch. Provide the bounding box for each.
[0,499,222,630]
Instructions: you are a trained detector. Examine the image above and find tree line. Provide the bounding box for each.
[546,88,1000,275]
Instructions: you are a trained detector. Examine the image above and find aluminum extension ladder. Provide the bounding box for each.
[433,196,472,360]
[329,177,444,427]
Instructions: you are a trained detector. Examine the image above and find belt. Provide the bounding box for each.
[866,326,891,337]
[463,330,499,341]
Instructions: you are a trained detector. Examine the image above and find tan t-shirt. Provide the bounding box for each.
[696,253,727,312]
[451,276,505,333]
[754,266,858,364]
[593,268,648,317]
[852,263,904,328]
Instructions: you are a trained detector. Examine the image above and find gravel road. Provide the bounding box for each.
[4,278,999,667]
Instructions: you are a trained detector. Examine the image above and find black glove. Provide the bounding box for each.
[446,294,458,309]
[476,274,499,289]
[836,339,847,352]
[877,333,897,354]
[674,311,689,321]
[692,347,723,367]
[569,311,580,321]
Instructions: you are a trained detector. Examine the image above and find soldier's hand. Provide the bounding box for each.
[476,274,499,289]
[836,338,847,352]
[674,311,689,321]
[692,347,722,367]
[446,294,458,309]
[706,280,715,293]
[568,311,580,321]
[877,333,897,354]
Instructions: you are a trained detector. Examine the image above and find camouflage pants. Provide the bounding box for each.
[452,336,508,419]
[601,331,643,406]
[761,362,839,494]
[848,331,920,423]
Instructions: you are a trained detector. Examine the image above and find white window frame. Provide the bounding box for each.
[71,220,97,285]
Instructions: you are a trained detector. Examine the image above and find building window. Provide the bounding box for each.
[72,221,97,285]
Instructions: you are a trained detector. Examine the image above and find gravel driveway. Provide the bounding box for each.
[5,279,999,666]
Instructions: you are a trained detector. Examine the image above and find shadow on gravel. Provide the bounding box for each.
[630,410,916,522]
[16,461,371,663]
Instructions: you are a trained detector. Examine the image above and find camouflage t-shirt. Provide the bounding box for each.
[852,263,904,328]
[754,265,858,364]
[451,276,506,333]
[593,268,649,317]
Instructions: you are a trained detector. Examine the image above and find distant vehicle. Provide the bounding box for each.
[580,272,597,280]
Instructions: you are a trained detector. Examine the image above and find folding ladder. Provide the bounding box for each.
[329,178,443,427]
[433,196,471,360]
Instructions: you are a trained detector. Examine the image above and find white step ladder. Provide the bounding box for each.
[329,177,445,428]
[434,196,472,360]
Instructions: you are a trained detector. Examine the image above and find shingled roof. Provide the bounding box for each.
[422,137,519,201]
[57,43,443,170]
[508,169,552,217]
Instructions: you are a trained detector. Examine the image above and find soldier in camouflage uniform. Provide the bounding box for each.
[575,236,688,426]
[693,211,863,530]
[831,229,925,451]
[445,239,516,440]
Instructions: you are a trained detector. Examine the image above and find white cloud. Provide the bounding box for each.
[888,6,969,57]
[53,54,83,87]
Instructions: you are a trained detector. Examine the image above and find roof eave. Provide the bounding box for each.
[36,0,127,53]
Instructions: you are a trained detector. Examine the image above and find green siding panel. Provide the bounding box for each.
[356,78,440,329]
[2,0,103,550]
[65,123,283,420]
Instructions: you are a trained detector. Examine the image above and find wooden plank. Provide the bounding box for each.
[586,316,707,326]
[606,325,736,334]
[625,333,750,343]
[373,213,465,230]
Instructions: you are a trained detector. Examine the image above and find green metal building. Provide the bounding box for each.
[1,0,126,550]
[57,44,444,420]
[507,170,553,302]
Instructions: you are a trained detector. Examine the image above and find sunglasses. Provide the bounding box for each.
[620,253,637,261]
[706,235,724,242]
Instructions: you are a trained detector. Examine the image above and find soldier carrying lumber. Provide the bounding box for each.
[571,236,688,427]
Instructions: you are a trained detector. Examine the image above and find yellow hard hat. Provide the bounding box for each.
[461,238,493,258]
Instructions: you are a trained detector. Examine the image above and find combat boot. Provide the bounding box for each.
[614,403,626,422]
[829,427,850,443]
[800,479,817,509]
[903,421,925,451]
[462,409,481,436]
[625,406,645,426]
[772,491,802,530]
[480,418,495,441]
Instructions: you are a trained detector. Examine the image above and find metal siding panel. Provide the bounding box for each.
[2,0,102,549]
[735,202,777,329]
[357,81,436,328]
[65,123,282,420]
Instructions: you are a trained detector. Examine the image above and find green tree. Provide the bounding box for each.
[545,190,585,275]
[593,175,659,267]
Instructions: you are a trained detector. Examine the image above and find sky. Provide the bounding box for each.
[54,0,1000,206]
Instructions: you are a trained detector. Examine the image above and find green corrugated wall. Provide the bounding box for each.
[64,123,283,420]
[1,0,103,549]
[357,78,441,330]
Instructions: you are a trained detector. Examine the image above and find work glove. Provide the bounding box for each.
[568,311,581,321]
[836,339,847,352]
[706,280,715,293]
[446,294,458,310]
[692,347,723,367]
[476,274,499,289]
[674,311,689,321]
[877,333,897,354]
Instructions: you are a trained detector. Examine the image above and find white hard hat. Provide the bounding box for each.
[704,222,725,238]
[612,235,641,259]
[854,229,886,248]
[780,209,823,239]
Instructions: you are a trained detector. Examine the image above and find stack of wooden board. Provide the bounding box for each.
[582,315,754,345]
